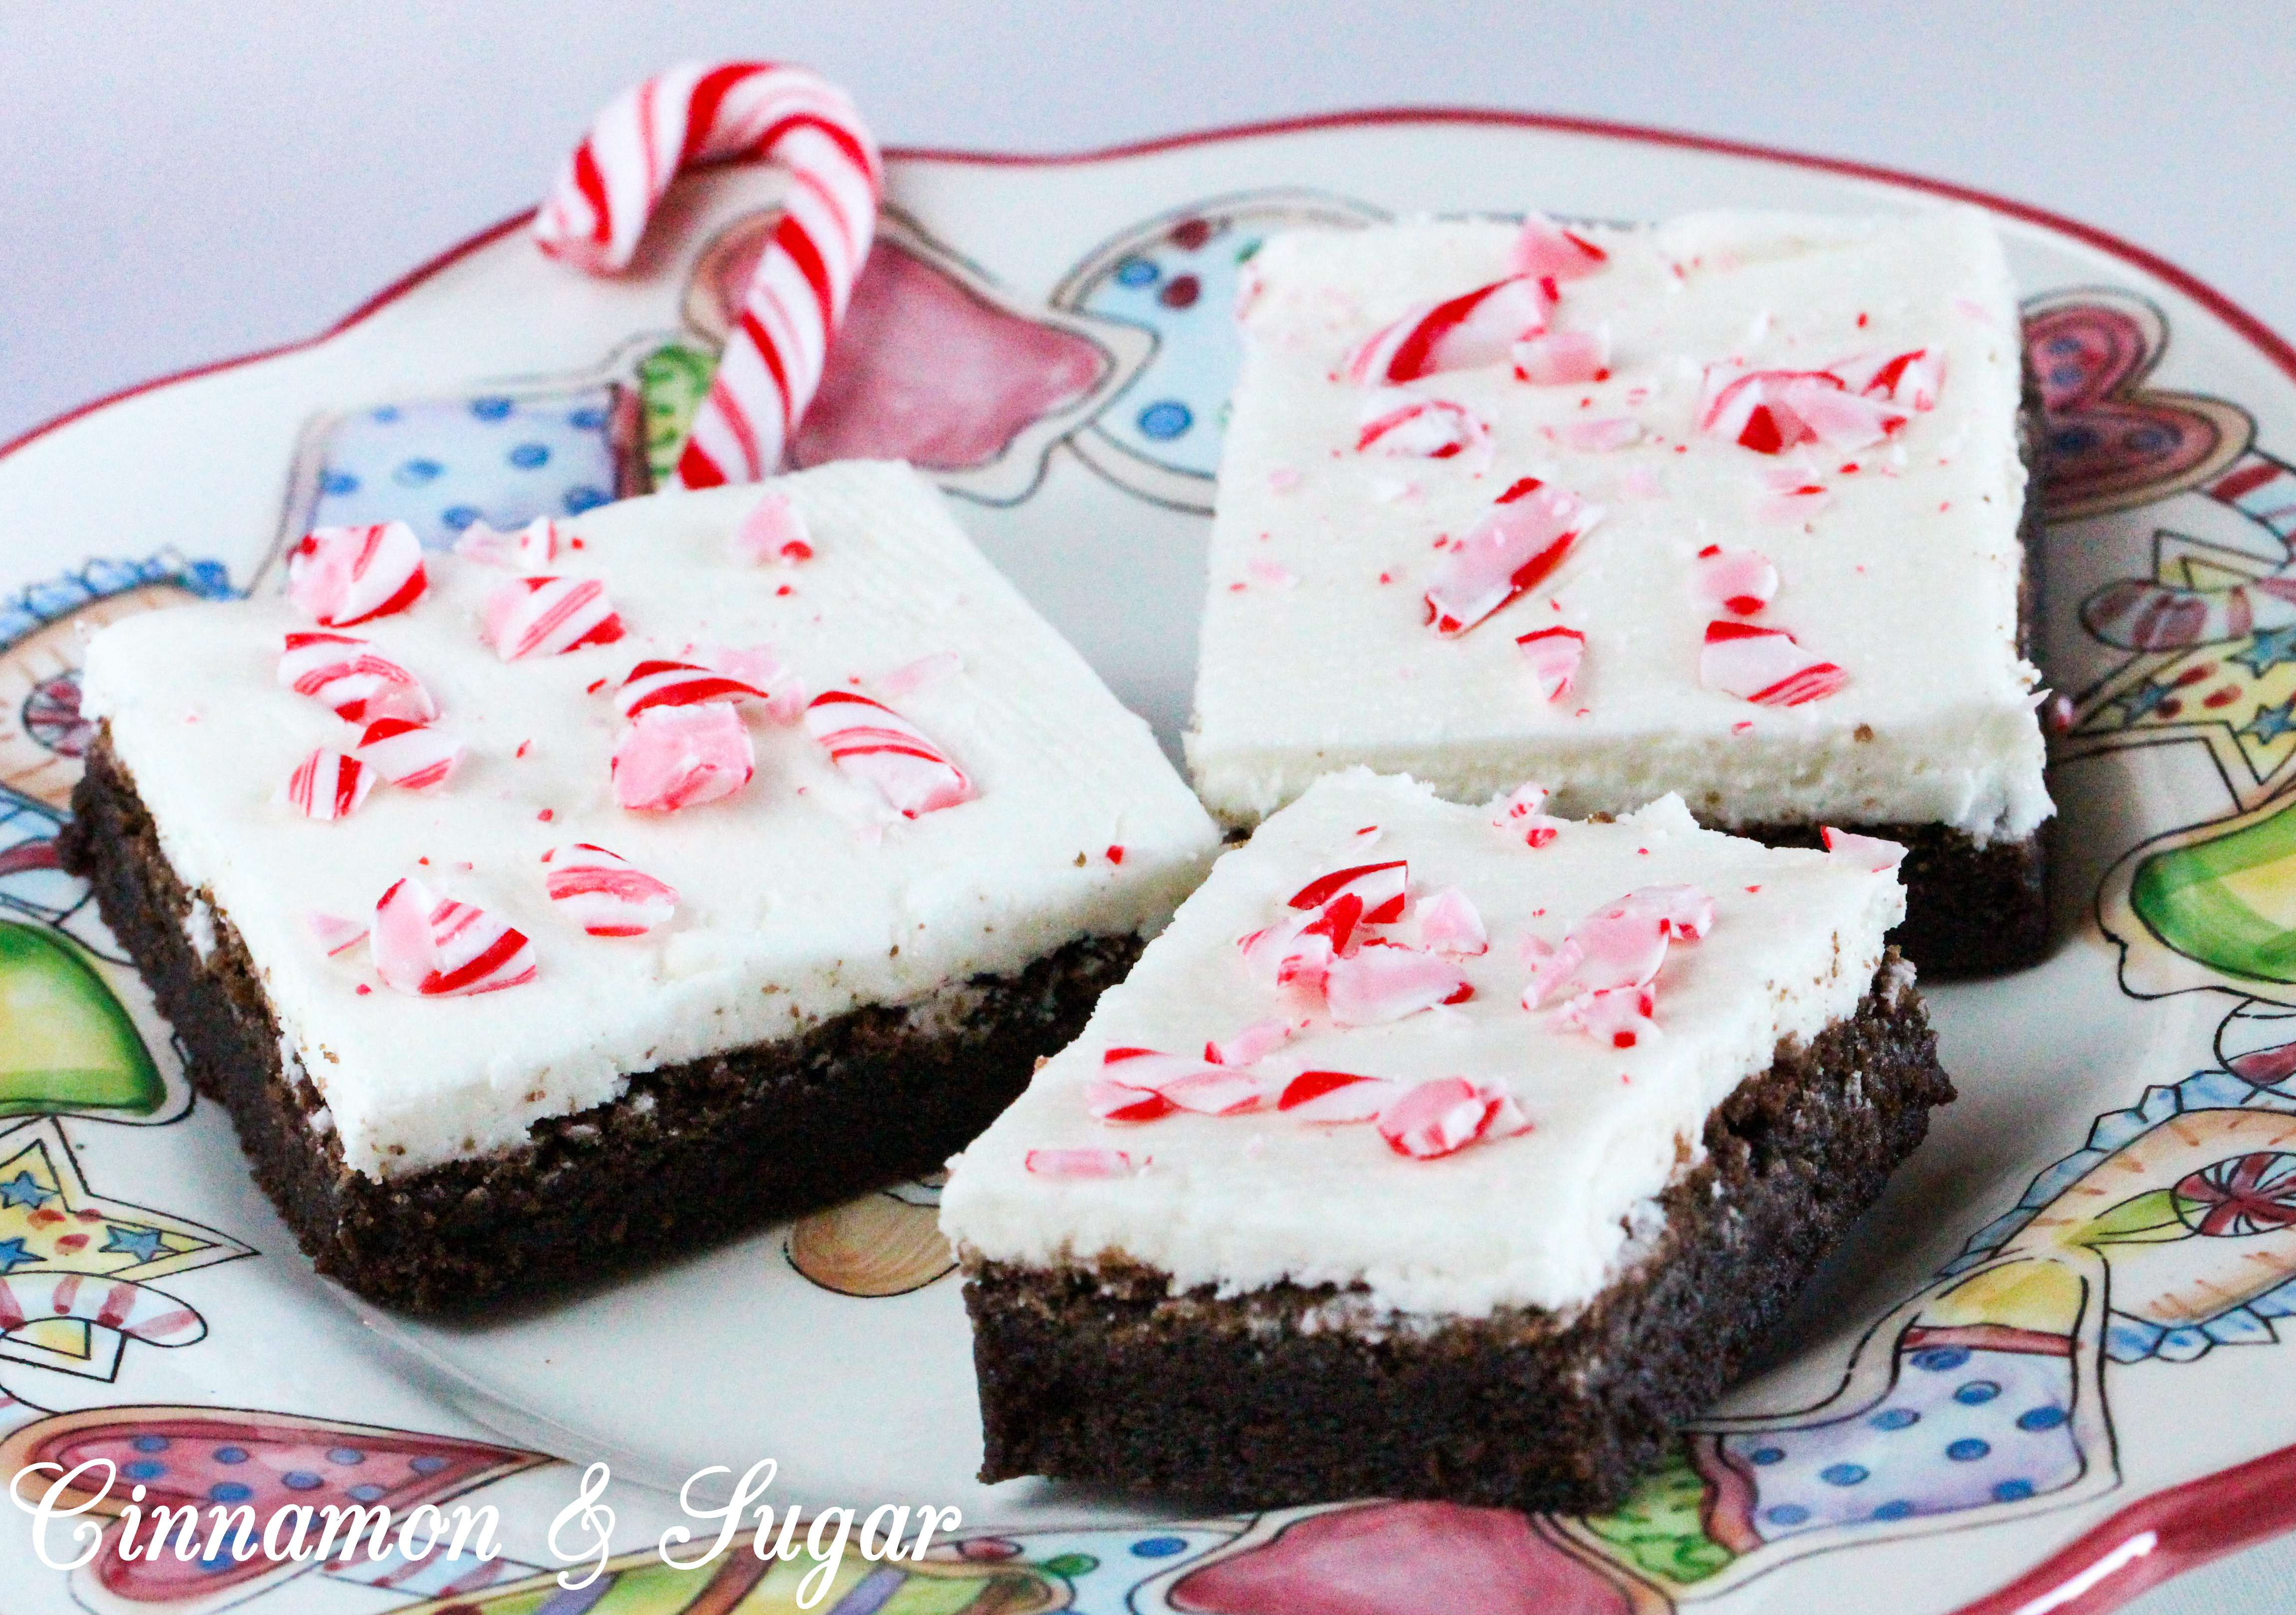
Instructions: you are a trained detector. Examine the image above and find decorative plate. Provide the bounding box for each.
[3,108,2295,1615]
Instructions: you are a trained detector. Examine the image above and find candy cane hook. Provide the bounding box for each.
[536,60,883,489]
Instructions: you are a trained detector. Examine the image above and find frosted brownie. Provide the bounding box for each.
[1186,208,2051,972]
[941,770,1953,1512]
[64,461,1219,1309]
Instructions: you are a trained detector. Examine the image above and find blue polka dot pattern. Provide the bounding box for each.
[441,505,483,531]
[1113,258,1159,287]
[320,470,360,496]
[371,406,402,424]
[564,486,611,515]
[470,397,514,421]
[393,458,444,487]
[508,443,551,469]
[2017,1405,2069,1432]
[1946,1439,1991,1462]
[209,1481,253,1504]
[282,1472,325,1491]
[327,1447,366,1466]
[1749,1446,1786,1465]
[131,1435,170,1453]
[124,1461,164,1481]
[568,406,608,430]
[1869,1408,1919,1430]
[213,1446,248,1465]
[1872,1500,1916,1520]
[1138,401,1193,440]
[1911,1347,1971,1372]
[1131,1536,1189,1558]
[1992,1479,2035,1502]
[410,1456,449,1475]
[347,1484,386,1503]
[1764,1504,1811,1526]
[1954,1380,2001,1405]
[1819,1464,1869,1487]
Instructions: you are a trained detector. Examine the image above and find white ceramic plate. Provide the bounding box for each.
[6,110,2296,1615]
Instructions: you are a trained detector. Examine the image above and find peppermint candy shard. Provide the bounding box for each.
[1543,417,1642,453]
[352,718,464,791]
[1695,349,1940,456]
[1206,1017,1295,1067]
[1699,621,1847,706]
[544,843,679,936]
[372,876,536,998]
[1325,941,1472,1026]
[287,522,428,627]
[1693,546,1779,617]
[1084,1078,1174,1125]
[1508,214,1608,282]
[1512,329,1608,386]
[803,691,974,818]
[1493,781,1567,848]
[1516,626,1586,703]
[453,516,562,570]
[1519,936,1586,1010]
[732,491,815,566]
[277,632,436,724]
[611,703,756,812]
[1287,860,1409,923]
[1415,886,1489,957]
[285,750,372,820]
[1098,1046,1274,1116]
[1622,884,1716,942]
[1822,827,1909,874]
[1376,1077,1528,1161]
[1355,390,1488,459]
[1564,903,1670,992]
[483,575,626,661]
[1550,983,1660,1049]
[1278,1069,1401,1123]
[304,910,368,957]
[1424,484,1599,638]
[615,659,769,719]
[1345,276,1554,384]
[1024,1148,1144,1179]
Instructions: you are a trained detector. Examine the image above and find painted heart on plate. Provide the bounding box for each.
[2025,290,2254,521]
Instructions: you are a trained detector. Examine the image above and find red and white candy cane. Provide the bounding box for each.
[615,658,768,719]
[1694,546,1778,617]
[543,843,679,936]
[277,632,436,724]
[287,523,427,627]
[353,718,464,791]
[484,576,626,660]
[1424,479,1600,638]
[803,691,974,818]
[1699,621,1847,706]
[0,1273,205,1346]
[1515,626,1585,704]
[372,876,536,998]
[535,61,882,488]
[284,750,372,821]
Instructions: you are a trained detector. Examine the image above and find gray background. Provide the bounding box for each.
[3,5,2294,1611]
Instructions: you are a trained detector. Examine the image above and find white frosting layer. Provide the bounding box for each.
[941,771,1905,1317]
[83,462,1220,1178]
[1187,209,2050,842]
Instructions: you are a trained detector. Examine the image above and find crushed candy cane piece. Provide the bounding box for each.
[695,643,805,722]
[731,490,815,566]
[1084,1077,1174,1124]
[1822,826,1909,873]
[1024,1147,1143,1179]
[1565,902,1670,992]
[1324,941,1471,1025]
[1508,213,1608,282]
[1278,1069,1402,1123]
[352,718,463,791]
[879,651,961,697]
[1550,983,1660,1048]
[304,910,367,957]
[1248,558,1300,588]
[1376,1077,1528,1160]
[1287,860,1409,923]
[545,842,679,936]
[277,632,436,724]
[612,703,756,811]
[1515,626,1586,703]
[1512,329,1607,385]
[1415,886,1488,957]
[372,876,536,997]
[1622,884,1715,941]
[484,575,626,660]
[1519,935,1587,1009]
[1493,781,1568,848]
[284,750,372,820]
[803,690,974,818]
[453,515,562,570]
[1699,621,1847,706]
[287,522,427,626]
[1832,348,1946,410]
[1542,417,1642,452]
[1694,546,1779,616]
[1206,1017,1296,1066]
[1424,482,1600,637]
[615,658,768,719]
[1345,275,1554,384]
[1697,349,1941,457]
[1355,390,1489,458]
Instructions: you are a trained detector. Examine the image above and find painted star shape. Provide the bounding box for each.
[100,1226,166,1264]
[0,1171,54,1211]
[2243,698,2296,745]
[0,1238,36,1274]
[2235,624,2296,677]
[2117,680,2181,724]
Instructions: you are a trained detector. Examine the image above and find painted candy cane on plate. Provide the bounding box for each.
[484,576,626,660]
[1345,276,1554,384]
[286,522,427,627]
[1424,479,1601,637]
[372,876,536,997]
[277,632,436,724]
[803,690,974,817]
[283,750,372,821]
[351,718,463,791]
[536,61,883,487]
[543,843,679,936]
[1700,620,1848,705]
[0,1274,205,1345]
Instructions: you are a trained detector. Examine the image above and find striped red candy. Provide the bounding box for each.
[1565,901,1670,992]
[1519,935,1586,1009]
[1024,1147,1145,1179]
[1549,982,1661,1048]
[304,910,368,957]
[1355,390,1488,459]
[1287,860,1409,923]
[1097,1047,1274,1116]
[284,750,372,820]
[1697,350,1941,457]
[1515,626,1585,703]
[352,718,463,791]
[1823,827,1909,873]
[1512,329,1607,385]
[543,843,679,936]
[453,515,563,570]
[1694,546,1778,616]
[614,659,769,719]
[1375,1076,1530,1160]
[1084,1076,1175,1124]
[1493,781,1567,849]
[732,491,816,565]
[1833,347,1945,410]
[371,876,536,997]
[1543,417,1643,453]
[803,691,974,817]
[1324,940,1471,1025]
[277,632,436,724]
[611,703,755,811]
[484,576,625,660]
[1699,621,1847,706]
[1508,214,1607,281]
[287,522,428,626]
[1414,886,1488,957]
[1277,1069,1401,1123]
[1205,1016,1296,1067]
[1345,276,1554,384]
[1424,481,1600,637]
[1622,884,1716,941]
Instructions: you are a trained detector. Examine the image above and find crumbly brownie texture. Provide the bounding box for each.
[1743,821,2044,977]
[963,957,1951,1516]
[68,733,1138,1312]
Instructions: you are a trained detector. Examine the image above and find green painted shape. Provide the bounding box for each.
[0,921,162,1117]
[2132,804,2296,984]
[2078,1186,2193,1248]
[637,343,718,488]
[1579,1444,1734,1585]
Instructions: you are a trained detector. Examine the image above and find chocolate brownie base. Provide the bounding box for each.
[962,956,1951,1516]
[1739,821,2045,977]
[65,732,1140,1313]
